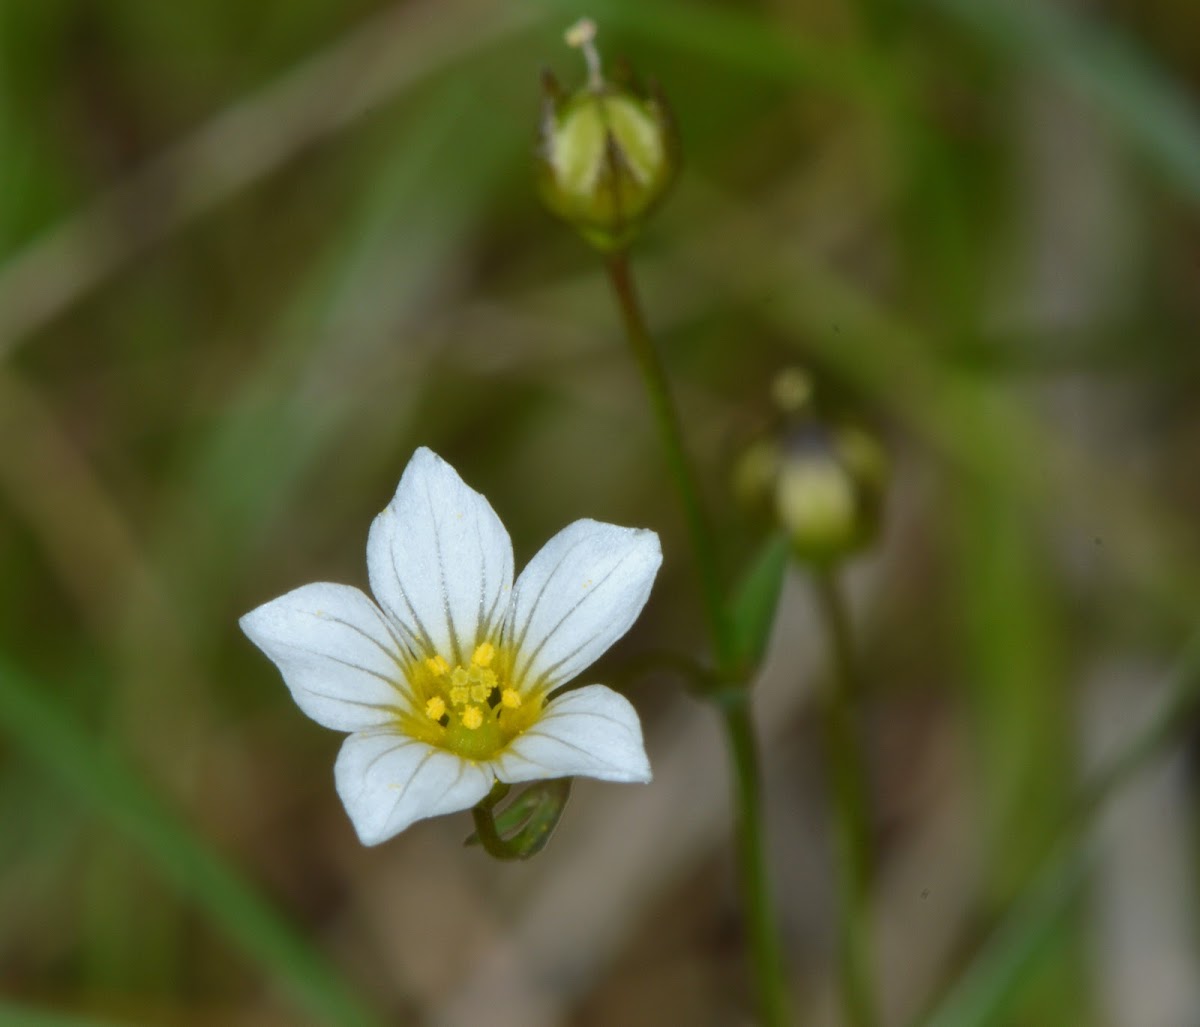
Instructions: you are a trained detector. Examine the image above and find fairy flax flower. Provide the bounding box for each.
[240,448,659,845]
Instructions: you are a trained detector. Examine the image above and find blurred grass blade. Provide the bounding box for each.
[165,84,518,627]
[728,533,790,674]
[591,0,878,96]
[918,634,1200,1027]
[917,844,1090,1027]
[0,0,546,361]
[950,482,1078,1022]
[0,1002,122,1027]
[0,659,381,1027]
[1075,633,1200,821]
[927,0,1200,203]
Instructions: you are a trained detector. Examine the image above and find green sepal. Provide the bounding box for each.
[466,778,573,861]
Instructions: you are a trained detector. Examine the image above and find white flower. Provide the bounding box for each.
[240,448,660,845]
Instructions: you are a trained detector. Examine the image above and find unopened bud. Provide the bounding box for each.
[736,372,887,567]
[536,19,678,252]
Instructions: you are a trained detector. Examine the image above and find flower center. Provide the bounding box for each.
[402,641,541,760]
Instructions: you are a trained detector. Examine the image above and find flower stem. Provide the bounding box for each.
[603,250,788,1026]
[603,252,732,668]
[813,569,877,1027]
[722,695,791,1027]
[470,781,521,861]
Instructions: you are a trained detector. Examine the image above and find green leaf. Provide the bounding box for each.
[727,533,790,674]
[0,659,381,1027]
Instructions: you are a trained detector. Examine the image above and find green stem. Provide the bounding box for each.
[470,781,523,861]
[604,252,732,668]
[603,249,788,1026]
[722,696,791,1027]
[813,569,878,1027]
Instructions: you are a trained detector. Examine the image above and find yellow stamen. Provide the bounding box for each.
[501,688,522,710]
[424,655,449,676]
[478,668,497,688]
[449,685,469,706]
[470,683,491,703]
[461,705,483,730]
[450,666,470,687]
[425,696,446,720]
[472,642,495,668]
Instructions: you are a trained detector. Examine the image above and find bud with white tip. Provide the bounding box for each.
[537,18,678,252]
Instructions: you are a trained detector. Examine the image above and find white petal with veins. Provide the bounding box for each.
[494,684,652,784]
[240,582,409,732]
[335,730,494,845]
[367,447,514,665]
[506,519,660,691]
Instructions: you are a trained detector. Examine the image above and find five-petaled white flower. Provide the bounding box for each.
[240,448,660,845]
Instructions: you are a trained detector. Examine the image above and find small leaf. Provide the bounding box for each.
[728,533,790,674]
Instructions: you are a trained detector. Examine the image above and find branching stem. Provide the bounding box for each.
[604,249,788,1027]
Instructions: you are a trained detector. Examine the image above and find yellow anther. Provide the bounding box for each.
[450,666,470,687]
[424,655,449,677]
[470,683,491,703]
[501,689,522,710]
[425,696,447,721]
[461,705,483,730]
[449,685,469,706]
[478,668,497,688]
[472,642,495,668]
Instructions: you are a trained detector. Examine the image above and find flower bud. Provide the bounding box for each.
[774,427,883,565]
[736,371,887,567]
[537,19,678,252]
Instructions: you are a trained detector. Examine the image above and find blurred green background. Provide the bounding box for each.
[2,0,1200,1024]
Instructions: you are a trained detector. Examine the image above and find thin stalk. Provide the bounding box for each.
[604,252,732,667]
[470,781,521,861]
[603,250,788,1026]
[813,569,878,1027]
[723,696,791,1027]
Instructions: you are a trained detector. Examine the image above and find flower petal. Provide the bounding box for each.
[506,519,661,689]
[334,730,493,845]
[367,448,514,665]
[240,582,411,731]
[492,684,652,785]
